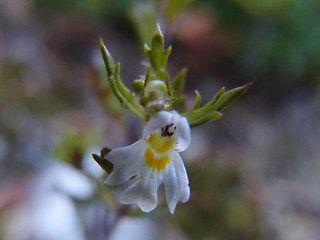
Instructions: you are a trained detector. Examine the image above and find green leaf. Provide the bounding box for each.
[184,87,224,117]
[100,39,146,121]
[100,39,115,76]
[128,0,158,46]
[189,90,202,111]
[183,83,251,127]
[214,83,251,111]
[184,106,223,127]
[158,69,172,95]
[171,67,187,109]
[158,69,170,84]
[145,67,157,84]
[173,67,187,94]
[166,0,194,21]
[188,110,223,127]
[144,25,172,74]
[54,130,100,168]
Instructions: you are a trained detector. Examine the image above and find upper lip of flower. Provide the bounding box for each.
[143,110,191,152]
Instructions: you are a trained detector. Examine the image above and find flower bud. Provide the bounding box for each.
[140,80,169,108]
[132,79,145,94]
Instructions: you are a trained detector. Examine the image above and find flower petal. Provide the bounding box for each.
[163,152,190,214]
[143,111,190,152]
[120,168,163,212]
[104,140,146,185]
[173,114,190,152]
[143,111,174,138]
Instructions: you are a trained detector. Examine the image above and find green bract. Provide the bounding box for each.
[100,40,146,121]
[99,25,250,127]
[183,84,251,127]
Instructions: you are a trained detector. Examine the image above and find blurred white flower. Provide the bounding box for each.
[105,111,191,214]
[4,162,93,240]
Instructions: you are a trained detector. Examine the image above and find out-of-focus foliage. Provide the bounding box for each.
[199,0,320,86]
[34,0,130,18]
[89,65,124,118]
[165,0,194,21]
[175,161,261,240]
[54,130,100,169]
[129,0,195,47]
[128,0,159,46]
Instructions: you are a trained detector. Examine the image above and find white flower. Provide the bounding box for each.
[105,110,191,214]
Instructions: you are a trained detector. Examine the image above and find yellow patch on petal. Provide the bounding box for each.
[147,132,174,154]
[145,148,169,171]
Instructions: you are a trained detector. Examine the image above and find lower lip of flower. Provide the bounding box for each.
[145,148,169,171]
[145,132,175,171]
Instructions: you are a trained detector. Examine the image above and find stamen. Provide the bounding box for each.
[161,123,175,137]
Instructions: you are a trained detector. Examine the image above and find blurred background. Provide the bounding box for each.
[1,0,320,239]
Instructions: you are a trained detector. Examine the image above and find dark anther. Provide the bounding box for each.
[161,123,174,137]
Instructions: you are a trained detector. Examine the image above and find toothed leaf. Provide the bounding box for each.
[183,84,250,127]
[145,25,172,73]
[173,67,187,94]
[214,83,251,111]
[100,40,146,120]
[188,111,223,127]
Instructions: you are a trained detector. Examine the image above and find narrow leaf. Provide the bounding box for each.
[184,87,224,117]
[158,69,171,95]
[145,67,157,85]
[100,39,115,76]
[188,111,223,127]
[214,83,251,111]
[173,67,187,93]
[183,83,251,127]
[191,90,201,110]
[145,25,171,73]
[100,40,146,120]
